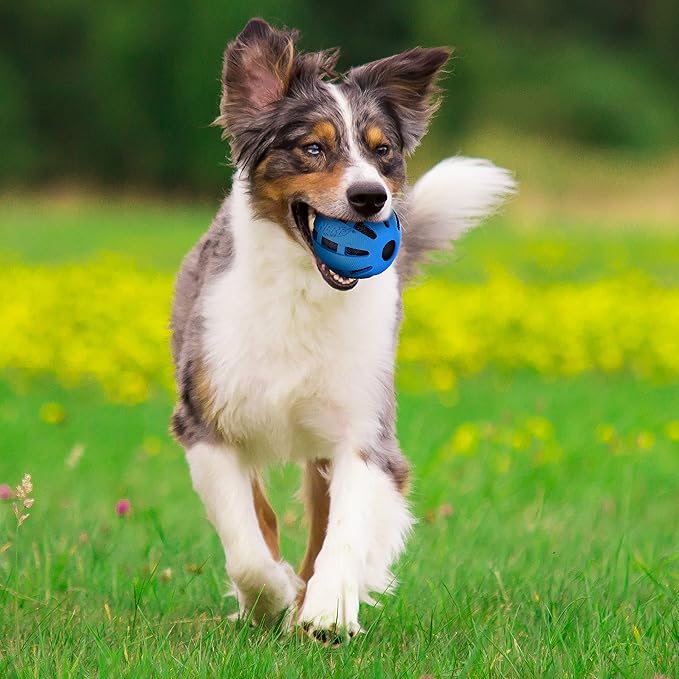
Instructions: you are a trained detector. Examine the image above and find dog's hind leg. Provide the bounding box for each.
[297,448,414,642]
[251,475,281,561]
[187,442,301,622]
[297,459,331,603]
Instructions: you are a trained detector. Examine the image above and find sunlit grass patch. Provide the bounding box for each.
[1,374,676,678]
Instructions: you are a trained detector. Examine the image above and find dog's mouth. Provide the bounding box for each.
[291,202,358,291]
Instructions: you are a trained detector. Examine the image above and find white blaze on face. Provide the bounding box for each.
[327,83,392,221]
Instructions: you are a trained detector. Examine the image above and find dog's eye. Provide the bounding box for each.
[304,143,323,157]
[375,144,390,157]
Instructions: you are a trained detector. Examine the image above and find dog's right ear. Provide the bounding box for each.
[347,47,451,153]
[213,19,297,140]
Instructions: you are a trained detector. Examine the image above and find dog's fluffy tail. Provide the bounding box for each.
[401,157,516,279]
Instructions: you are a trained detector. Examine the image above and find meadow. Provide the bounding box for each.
[0,196,677,678]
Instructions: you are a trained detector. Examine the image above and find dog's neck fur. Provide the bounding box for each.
[198,172,401,467]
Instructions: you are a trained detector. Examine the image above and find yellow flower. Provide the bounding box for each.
[636,431,655,450]
[142,436,162,456]
[40,402,66,425]
[430,365,456,393]
[524,416,553,441]
[595,424,616,444]
[1,258,678,403]
[665,421,679,442]
[510,430,530,451]
[449,423,479,456]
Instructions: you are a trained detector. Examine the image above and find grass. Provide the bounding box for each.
[0,198,677,678]
[1,196,678,284]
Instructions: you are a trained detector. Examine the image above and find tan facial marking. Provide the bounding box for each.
[366,125,387,149]
[311,120,337,148]
[252,162,348,228]
[260,164,346,203]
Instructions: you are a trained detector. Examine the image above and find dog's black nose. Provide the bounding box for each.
[347,183,387,218]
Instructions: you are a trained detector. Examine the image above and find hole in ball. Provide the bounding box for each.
[320,236,338,252]
[355,223,377,239]
[382,240,396,261]
[345,246,369,256]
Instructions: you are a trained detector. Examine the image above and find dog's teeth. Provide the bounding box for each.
[323,265,356,287]
[309,210,316,232]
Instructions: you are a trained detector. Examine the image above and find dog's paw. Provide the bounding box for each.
[296,575,361,644]
[231,559,302,623]
[298,619,361,646]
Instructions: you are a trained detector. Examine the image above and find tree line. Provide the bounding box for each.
[1,0,677,194]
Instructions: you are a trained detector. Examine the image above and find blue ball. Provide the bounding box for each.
[311,211,401,279]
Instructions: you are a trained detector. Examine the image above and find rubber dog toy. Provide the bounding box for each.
[311,211,401,278]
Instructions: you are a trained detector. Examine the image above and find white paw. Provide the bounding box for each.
[230,559,302,623]
[297,574,361,644]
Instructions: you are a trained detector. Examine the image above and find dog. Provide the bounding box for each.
[170,18,514,642]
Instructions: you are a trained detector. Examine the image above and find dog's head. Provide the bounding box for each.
[214,18,450,290]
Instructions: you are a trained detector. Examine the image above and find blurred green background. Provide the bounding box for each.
[1,0,678,196]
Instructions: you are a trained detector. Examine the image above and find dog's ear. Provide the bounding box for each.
[347,47,451,153]
[214,19,297,137]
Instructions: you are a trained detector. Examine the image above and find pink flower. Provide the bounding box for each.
[0,484,12,501]
[115,498,131,517]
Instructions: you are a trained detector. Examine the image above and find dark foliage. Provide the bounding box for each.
[0,0,677,194]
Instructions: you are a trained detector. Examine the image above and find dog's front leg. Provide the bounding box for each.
[297,447,412,642]
[186,442,301,622]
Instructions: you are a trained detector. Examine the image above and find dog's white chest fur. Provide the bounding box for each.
[201,184,399,465]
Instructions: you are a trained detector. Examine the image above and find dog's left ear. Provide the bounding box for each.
[213,19,298,160]
[347,47,451,153]
[214,18,340,168]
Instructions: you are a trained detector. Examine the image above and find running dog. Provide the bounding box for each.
[171,18,514,642]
